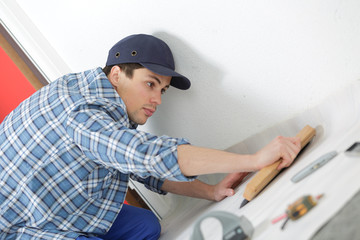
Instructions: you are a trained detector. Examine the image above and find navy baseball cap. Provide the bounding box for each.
[106,34,191,90]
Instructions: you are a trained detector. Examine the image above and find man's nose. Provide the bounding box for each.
[151,91,162,105]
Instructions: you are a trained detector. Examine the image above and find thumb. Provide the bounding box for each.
[223,188,235,197]
[215,188,235,202]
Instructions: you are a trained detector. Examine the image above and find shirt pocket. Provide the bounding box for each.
[82,166,115,199]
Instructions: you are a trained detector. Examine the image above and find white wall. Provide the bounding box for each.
[9,0,360,150]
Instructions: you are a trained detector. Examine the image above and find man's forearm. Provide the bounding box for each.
[161,172,249,202]
[177,145,256,176]
[177,136,301,177]
[161,179,215,201]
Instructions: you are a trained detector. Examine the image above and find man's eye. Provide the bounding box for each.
[147,82,154,87]
[161,89,167,95]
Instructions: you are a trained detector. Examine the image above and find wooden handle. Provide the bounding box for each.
[243,125,316,201]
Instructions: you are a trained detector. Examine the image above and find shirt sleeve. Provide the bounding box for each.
[65,97,195,182]
[130,174,167,195]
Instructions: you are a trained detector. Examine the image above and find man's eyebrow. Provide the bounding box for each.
[149,75,170,88]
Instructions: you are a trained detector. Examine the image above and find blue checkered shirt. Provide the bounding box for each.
[0,67,192,239]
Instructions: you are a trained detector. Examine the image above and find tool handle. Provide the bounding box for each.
[243,125,316,201]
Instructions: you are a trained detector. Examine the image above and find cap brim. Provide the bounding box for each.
[141,63,191,90]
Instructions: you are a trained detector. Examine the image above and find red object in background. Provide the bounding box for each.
[0,45,36,122]
[0,46,131,206]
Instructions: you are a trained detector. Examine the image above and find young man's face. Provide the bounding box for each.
[109,66,171,125]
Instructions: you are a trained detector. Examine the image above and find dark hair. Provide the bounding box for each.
[102,63,144,78]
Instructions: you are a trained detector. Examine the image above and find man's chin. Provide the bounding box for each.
[133,118,148,125]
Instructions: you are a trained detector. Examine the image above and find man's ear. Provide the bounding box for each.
[108,65,122,87]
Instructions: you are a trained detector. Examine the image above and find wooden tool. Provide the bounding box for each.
[240,125,316,208]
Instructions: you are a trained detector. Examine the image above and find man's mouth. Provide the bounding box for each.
[143,108,155,117]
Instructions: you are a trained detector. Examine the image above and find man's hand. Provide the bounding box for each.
[254,136,301,170]
[213,172,248,201]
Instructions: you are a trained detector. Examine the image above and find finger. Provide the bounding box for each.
[215,188,234,202]
[277,159,285,169]
[287,146,298,162]
[294,136,301,147]
[289,136,301,146]
[277,152,292,169]
[232,172,249,187]
[275,137,296,157]
[281,137,301,162]
[279,138,302,169]
[226,188,235,197]
[288,137,301,154]
[277,159,288,169]
[225,172,248,186]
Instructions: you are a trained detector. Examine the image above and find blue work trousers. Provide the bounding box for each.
[76,204,161,240]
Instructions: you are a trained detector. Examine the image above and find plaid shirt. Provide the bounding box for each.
[0,67,192,239]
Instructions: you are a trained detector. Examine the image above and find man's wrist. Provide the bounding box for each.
[242,154,259,172]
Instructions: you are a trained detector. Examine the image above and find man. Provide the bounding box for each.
[0,34,300,240]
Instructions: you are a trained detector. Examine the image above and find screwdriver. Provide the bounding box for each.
[271,194,324,230]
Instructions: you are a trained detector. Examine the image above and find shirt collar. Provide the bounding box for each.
[91,67,138,129]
